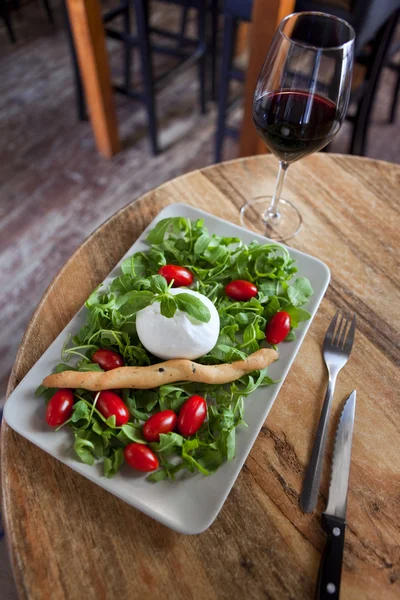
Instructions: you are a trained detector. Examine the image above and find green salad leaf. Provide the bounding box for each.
[38,217,314,482]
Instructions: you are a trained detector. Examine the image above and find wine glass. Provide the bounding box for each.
[240,12,355,240]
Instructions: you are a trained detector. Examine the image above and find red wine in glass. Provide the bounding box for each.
[240,12,355,241]
[253,91,340,164]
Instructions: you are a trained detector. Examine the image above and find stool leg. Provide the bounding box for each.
[389,67,400,124]
[197,1,207,114]
[215,14,236,163]
[134,0,159,155]
[63,0,87,121]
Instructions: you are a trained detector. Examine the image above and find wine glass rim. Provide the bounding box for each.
[279,11,356,51]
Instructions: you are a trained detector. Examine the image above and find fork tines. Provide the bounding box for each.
[324,310,356,352]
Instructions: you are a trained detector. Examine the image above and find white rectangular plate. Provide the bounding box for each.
[4,203,330,534]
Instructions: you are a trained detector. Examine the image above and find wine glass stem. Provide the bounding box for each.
[263,161,289,221]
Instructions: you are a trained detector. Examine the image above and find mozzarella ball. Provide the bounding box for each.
[136,288,220,360]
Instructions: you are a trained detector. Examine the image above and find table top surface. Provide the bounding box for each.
[2,154,399,600]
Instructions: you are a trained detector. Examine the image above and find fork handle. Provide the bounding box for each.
[300,374,337,513]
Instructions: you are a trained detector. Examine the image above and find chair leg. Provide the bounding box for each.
[197,1,207,114]
[178,5,189,47]
[123,0,132,94]
[389,66,400,124]
[133,0,159,155]
[215,14,236,163]
[42,0,54,24]
[210,0,219,101]
[1,0,17,43]
[62,0,87,121]
[351,11,399,156]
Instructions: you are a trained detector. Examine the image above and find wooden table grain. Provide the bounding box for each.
[2,155,400,600]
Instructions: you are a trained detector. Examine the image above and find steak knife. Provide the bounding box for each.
[316,390,356,600]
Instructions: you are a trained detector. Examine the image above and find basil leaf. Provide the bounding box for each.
[149,274,168,294]
[175,293,211,323]
[160,296,177,318]
[117,291,154,317]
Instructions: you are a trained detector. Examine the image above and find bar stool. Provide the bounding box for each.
[65,0,219,156]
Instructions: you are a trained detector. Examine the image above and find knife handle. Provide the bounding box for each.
[316,514,346,600]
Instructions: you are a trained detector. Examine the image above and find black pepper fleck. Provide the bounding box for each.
[158,368,165,372]
[191,364,197,373]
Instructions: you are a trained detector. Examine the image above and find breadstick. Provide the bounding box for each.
[42,348,278,391]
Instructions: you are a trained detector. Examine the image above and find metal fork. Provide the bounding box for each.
[300,310,356,513]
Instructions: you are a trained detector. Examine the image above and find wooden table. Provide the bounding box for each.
[2,155,399,599]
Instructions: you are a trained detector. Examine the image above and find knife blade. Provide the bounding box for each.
[316,390,356,600]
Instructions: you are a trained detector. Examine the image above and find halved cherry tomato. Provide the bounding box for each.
[177,395,207,437]
[124,443,159,472]
[92,349,124,371]
[158,264,194,287]
[143,410,177,442]
[265,311,291,344]
[97,391,129,426]
[46,389,74,427]
[225,280,258,301]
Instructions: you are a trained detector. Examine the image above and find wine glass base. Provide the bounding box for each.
[240,196,302,241]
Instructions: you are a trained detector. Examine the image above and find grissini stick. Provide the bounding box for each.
[42,348,278,391]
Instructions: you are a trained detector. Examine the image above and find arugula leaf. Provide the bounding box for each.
[152,432,184,453]
[45,216,314,481]
[194,233,210,255]
[287,277,313,307]
[285,306,311,328]
[71,400,91,429]
[74,434,95,465]
[104,448,124,478]
[146,217,176,244]
[175,293,211,323]
[117,424,145,444]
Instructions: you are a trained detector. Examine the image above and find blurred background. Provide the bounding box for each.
[1,1,400,595]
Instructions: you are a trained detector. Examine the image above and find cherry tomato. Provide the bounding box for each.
[177,395,207,437]
[92,349,124,371]
[265,311,291,344]
[225,280,258,301]
[46,389,74,427]
[97,391,129,426]
[124,443,159,472]
[143,410,177,442]
[158,264,194,287]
